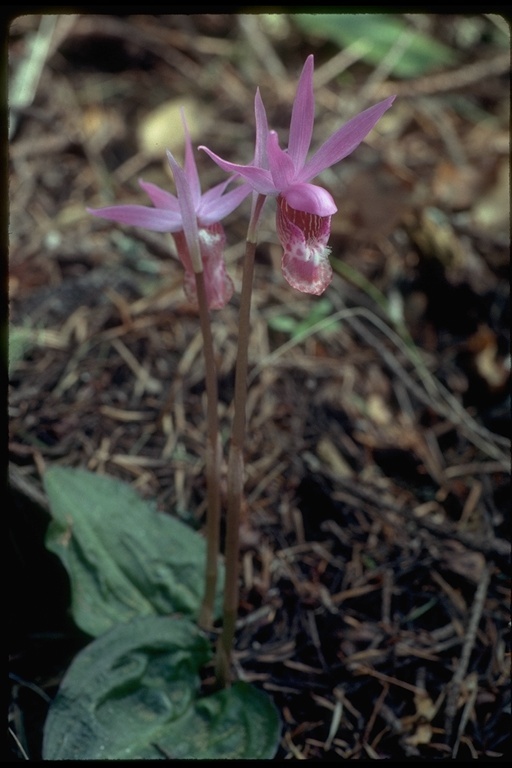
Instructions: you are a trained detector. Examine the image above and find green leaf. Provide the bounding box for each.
[268,314,299,335]
[43,615,281,760]
[293,14,458,78]
[43,466,224,636]
[268,298,335,340]
[9,326,36,375]
[292,298,335,339]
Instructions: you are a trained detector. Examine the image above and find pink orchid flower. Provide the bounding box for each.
[200,55,395,295]
[88,116,250,309]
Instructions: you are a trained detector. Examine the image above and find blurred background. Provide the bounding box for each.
[8,13,510,761]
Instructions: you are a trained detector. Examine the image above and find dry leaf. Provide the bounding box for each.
[317,436,353,478]
[82,104,125,151]
[440,541,485,583]
[414,688,438,721]
[471,159,509,236]
[137,97,207,159]
[405,721,433,747]
[432,161,482,211]
[366,393,392,426]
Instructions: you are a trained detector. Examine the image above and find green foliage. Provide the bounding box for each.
[9,326,36,375]
[43,615,281,760]
[42,467,280,758]
[44,466,225,636]
[268,297,336,339]
[293,14,458,78]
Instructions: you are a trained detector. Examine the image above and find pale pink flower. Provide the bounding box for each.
[200,55,395,295]
[88,115,250,309]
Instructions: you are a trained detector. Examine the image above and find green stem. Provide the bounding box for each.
[194,270,222,631]
[215,194,265,687]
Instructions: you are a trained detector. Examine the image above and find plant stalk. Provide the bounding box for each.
[194,270,222,631]
[215,194,265,687]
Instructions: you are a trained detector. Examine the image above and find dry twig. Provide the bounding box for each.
[444,563,492,749]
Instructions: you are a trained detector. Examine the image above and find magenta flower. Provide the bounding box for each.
[200,55,395,295]
[88,116,250,309]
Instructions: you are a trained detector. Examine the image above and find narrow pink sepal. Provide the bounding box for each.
[288,54,315,169]
[138,179,179,211]
[299,95,396,182]
[87,204,182,232]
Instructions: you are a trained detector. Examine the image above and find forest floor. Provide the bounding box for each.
[8,12,511,760]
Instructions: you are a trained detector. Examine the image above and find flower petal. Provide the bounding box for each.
[276,195,333,295]
[167,150,201,271]
[175,224,234,310]
[280,230,333,296]
[267,131,296,191]
[197,176,232,221]
[138,179,180,210]
[283,182,337,216]
[288,54,315,170]
[87,204,182,232]
[198,182,251,225]
[199,146,276,195]
[181,111,201,208]
[299,95,396,182]
[254,88,270,168]
[199,224,234,309]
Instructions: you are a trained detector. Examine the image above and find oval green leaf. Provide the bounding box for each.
[43,616,281,760]
[43,466,224,636]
